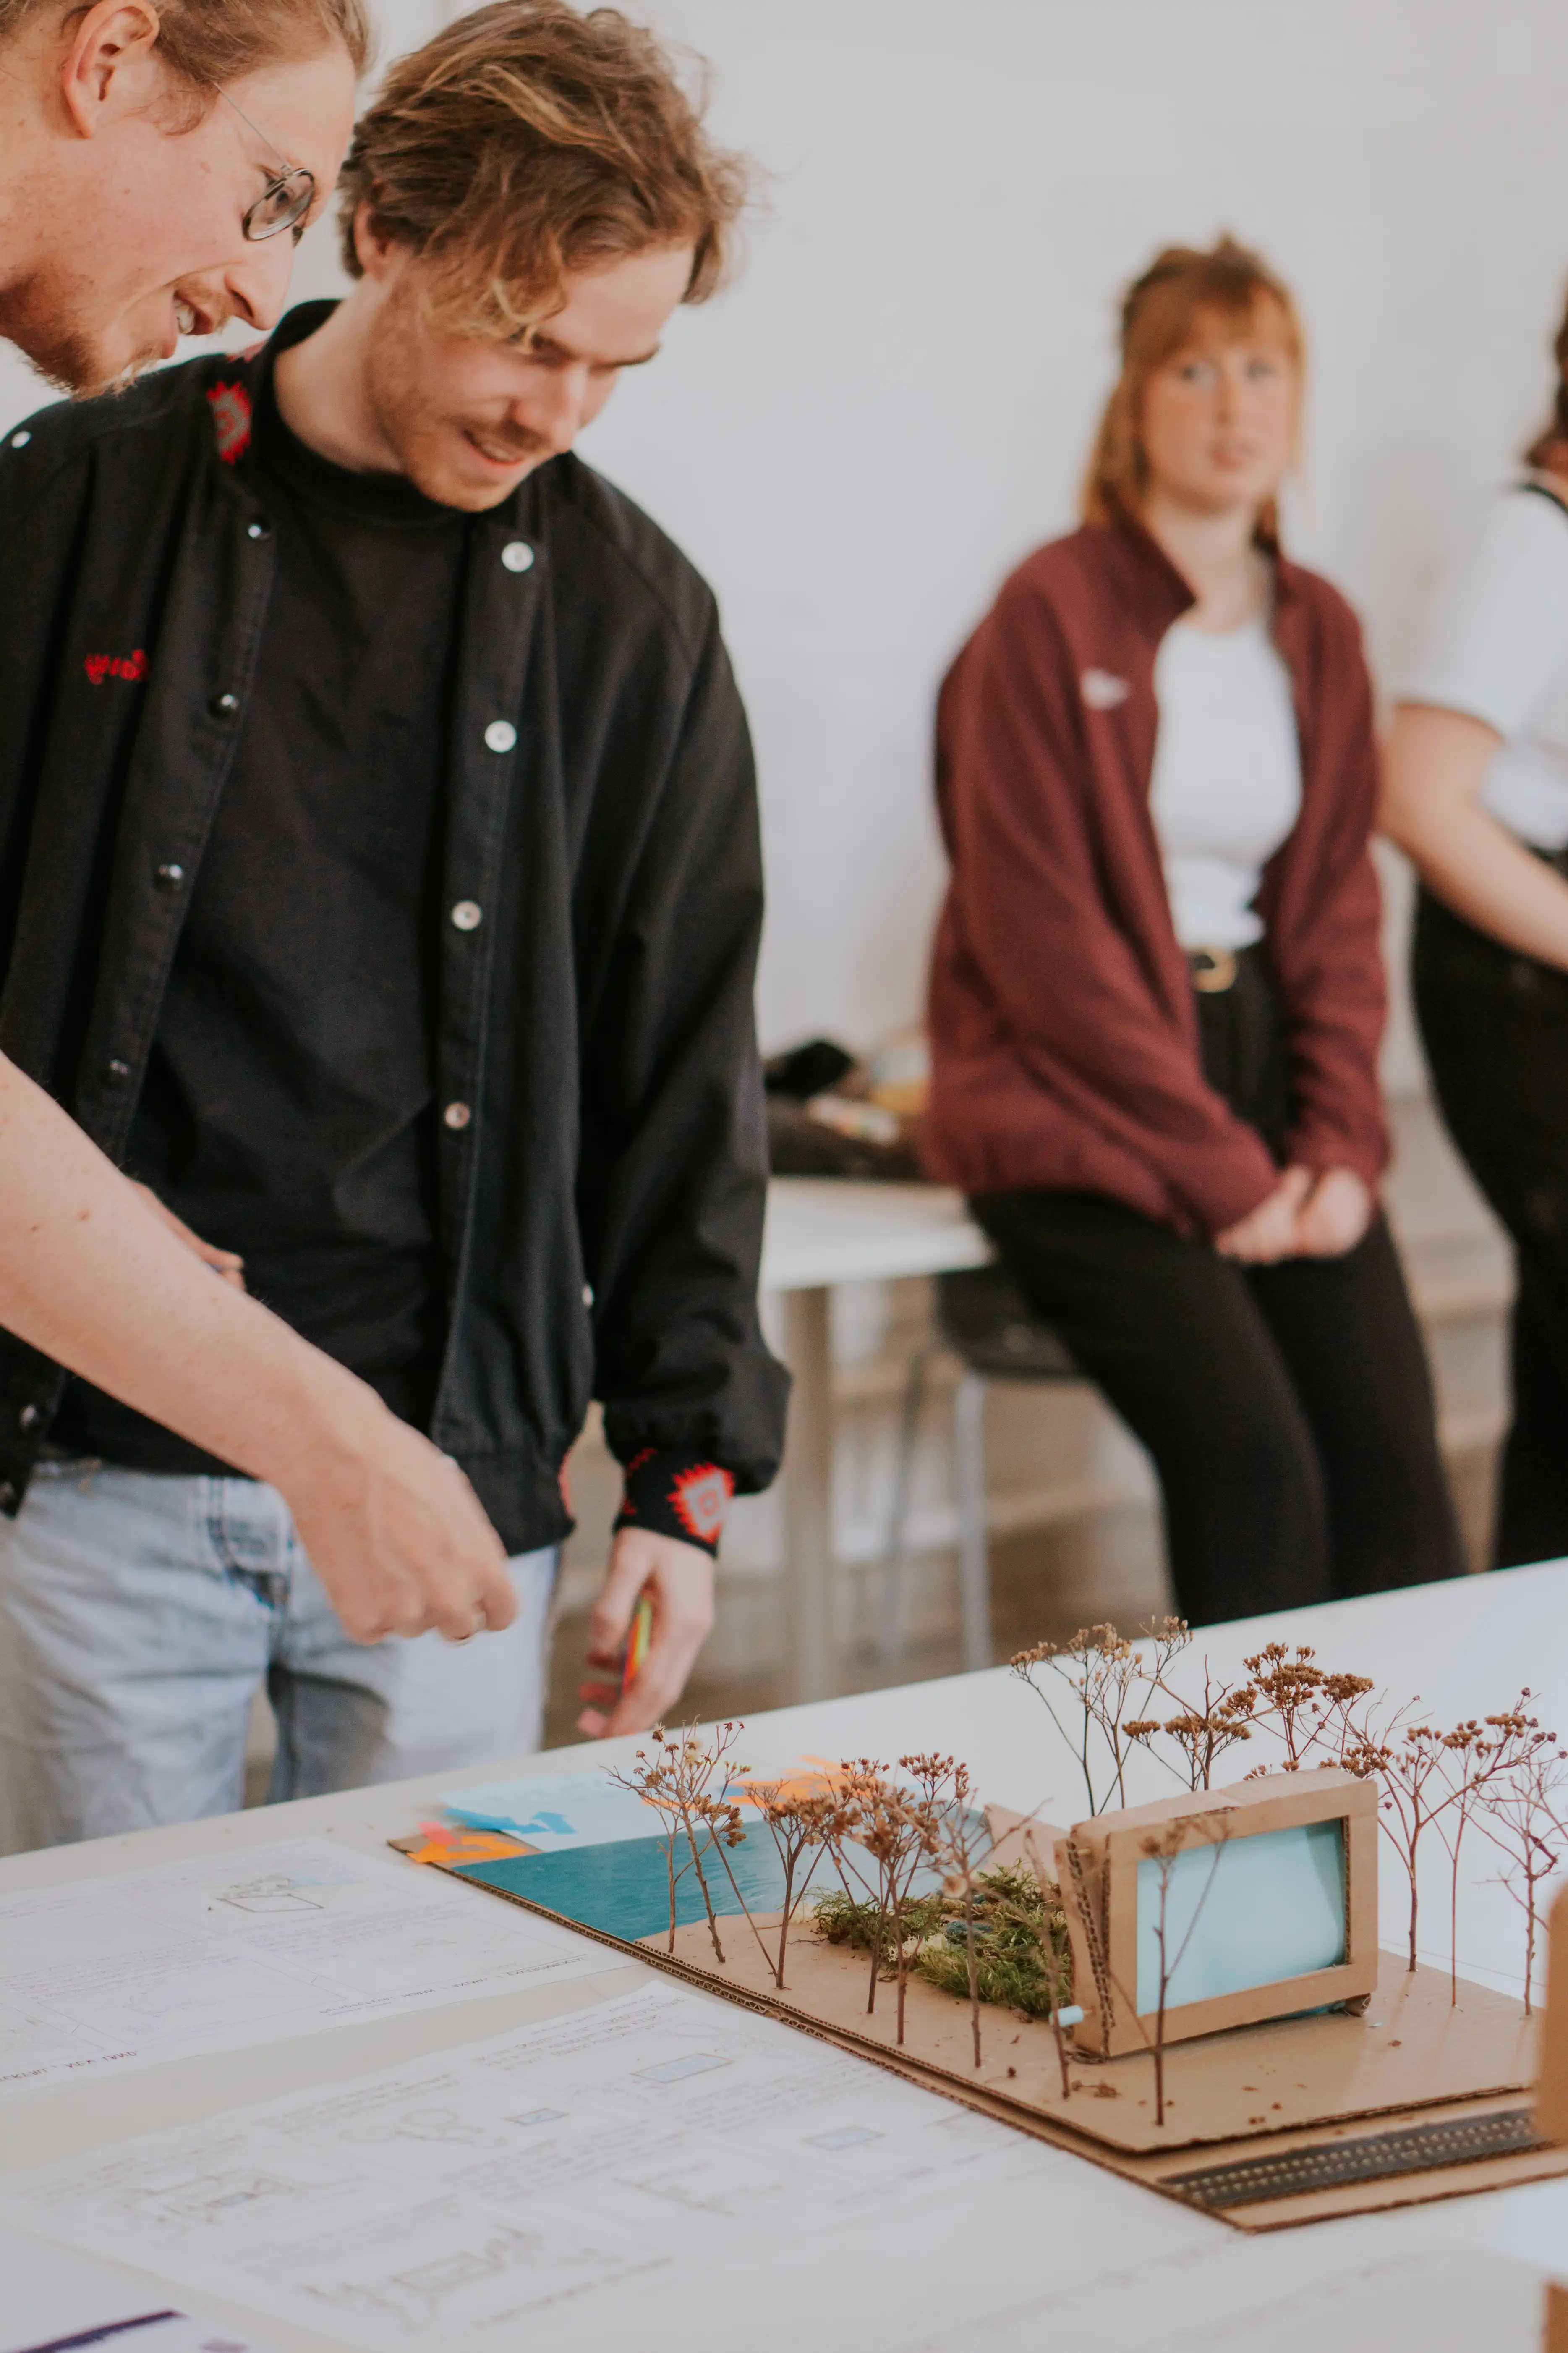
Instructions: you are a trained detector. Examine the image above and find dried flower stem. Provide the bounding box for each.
[737,1780,839,1989]
[928,1760,988,2068]
[609,1720,745,1965]
[1126,1817,1231,2127]
[1473,1699,1568,2014]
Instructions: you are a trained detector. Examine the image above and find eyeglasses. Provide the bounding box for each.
[216,87,317,244]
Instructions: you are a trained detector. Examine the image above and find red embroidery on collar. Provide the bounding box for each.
[207,380,253,465]
[84,649,147,686]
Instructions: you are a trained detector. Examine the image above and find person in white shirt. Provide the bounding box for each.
[1383,296,1568,1570]
[0,0,519,1688]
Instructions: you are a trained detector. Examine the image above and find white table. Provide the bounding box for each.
[4,1566,1566,2350]
[760,1178,992,1703]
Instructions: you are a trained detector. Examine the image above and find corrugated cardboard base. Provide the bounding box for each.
[399,1840,1568,2229]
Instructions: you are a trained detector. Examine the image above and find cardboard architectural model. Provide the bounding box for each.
[1054,1770,1378,2059]
[402,1633,1568,2230]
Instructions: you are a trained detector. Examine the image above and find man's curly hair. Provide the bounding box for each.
[337,1,750,340]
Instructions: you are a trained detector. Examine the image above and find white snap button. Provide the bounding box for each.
[484,720,517,754]
[10,430,30,449]
[443,1101,472,1131]
[582,1283,594,1307]
[502,540,535,573]
[451,900,482,932]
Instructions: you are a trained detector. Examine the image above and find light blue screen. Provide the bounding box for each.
[1134,1819,1346,2015]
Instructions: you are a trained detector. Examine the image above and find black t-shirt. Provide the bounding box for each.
[56,368,470,1471]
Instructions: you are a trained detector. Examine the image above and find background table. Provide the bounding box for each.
[760,1178,991,1702]
[4,1564,1566,2350]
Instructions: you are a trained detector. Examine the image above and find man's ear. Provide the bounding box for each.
[60,2,164,139]
[351,202,407,282]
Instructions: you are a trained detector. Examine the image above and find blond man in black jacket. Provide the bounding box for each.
[0,2,786,1850]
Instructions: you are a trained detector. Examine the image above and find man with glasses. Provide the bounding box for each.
[0,0,788,1853]
[0,0,523,1800]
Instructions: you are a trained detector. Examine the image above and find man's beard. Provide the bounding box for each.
[13,314,160,402]
[363,303,548,506]
[366,378,545,505]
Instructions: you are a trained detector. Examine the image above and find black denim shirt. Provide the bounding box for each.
[0,306,789,1551]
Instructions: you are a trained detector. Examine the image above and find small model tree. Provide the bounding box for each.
[816,1757,943,2042]
[1126,1693,1255,1792]
[609,1720,747,1965]
[1431,1720,1511,2006]
[1011,1625,1149,1814]
[1126,1817,1231,2128]
[734,1779,840,1990]
[1343,1717,1457,1975]
[817,1758,894,2013]
[609,1729,696,1955]
[928,1760,989,2068]
[1242,1644,1374,1771]
[1473,1699,1568,2014]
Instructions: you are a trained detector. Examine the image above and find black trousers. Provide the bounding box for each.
[1413,886,1568,1568]
[972,952,1465,1625]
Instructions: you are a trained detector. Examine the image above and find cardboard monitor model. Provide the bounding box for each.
[1056,1769,1379,2060]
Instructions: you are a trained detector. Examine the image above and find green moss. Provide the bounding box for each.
[810,1866,1073,2015]
[913,1866,1074,2017]
[812,1887,947,1975]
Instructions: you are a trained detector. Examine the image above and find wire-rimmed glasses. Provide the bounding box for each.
[216,87,317,244]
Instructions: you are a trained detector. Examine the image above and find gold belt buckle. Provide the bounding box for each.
[1190,946,1239,994]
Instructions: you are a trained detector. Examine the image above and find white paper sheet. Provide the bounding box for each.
[0,1836,604,2099]
[0,1982,1163,2353]
[886,2232,1546,2352]
[0,2227,281,2352]
[8,1977,1532,2352]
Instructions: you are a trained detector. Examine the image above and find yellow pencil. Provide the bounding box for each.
[621,1591,653,1694]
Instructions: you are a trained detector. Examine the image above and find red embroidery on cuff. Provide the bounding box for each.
[669,1463,733,1547]
[207,381,253,465]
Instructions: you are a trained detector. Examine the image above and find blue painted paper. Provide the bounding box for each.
[456,1830,795,1943]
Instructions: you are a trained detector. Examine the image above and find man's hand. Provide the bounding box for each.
[1293,1167,1374,1259]
[1214,1166,1313,1263]
[123,1184,515,1646]
[284,1404,518,1647]
[131,1182,246,1289]
[578,1528,716,1738]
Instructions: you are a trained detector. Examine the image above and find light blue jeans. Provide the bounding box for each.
[0,1461,557,1856]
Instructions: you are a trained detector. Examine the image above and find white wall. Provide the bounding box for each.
[5,0,1567,1057]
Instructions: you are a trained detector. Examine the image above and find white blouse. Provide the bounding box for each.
[1396,482,1568,851]
[1148,612,1304,952]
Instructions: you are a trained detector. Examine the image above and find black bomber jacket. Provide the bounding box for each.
[0,305,789,1551]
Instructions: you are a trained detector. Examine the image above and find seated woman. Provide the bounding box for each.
[1382,290,1568,1570]
[924,235,1464,1625]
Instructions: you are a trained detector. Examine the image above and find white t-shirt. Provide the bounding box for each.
[1148,612,1304,951]
[1397,482,1568,851]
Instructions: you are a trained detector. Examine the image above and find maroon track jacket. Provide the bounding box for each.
[924,518,1387,1239]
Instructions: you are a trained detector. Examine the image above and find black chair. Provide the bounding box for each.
[881,1263,1083,1672]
